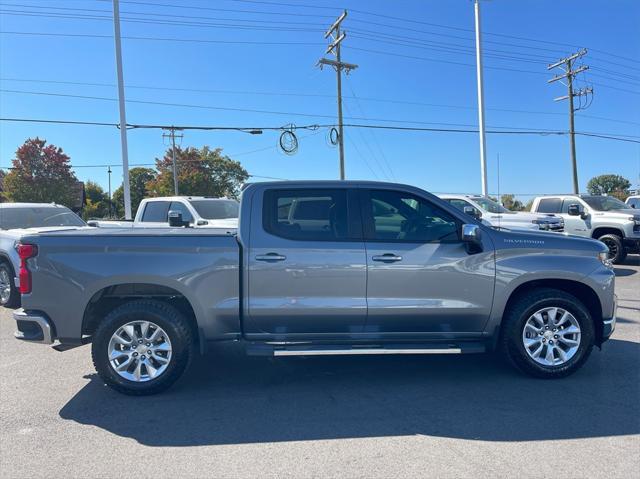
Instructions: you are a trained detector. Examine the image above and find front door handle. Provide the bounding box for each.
[372,253,402,263]
[255,253,287,262]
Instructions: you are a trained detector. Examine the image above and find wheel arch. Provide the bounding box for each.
[592,227,624,239]
[501,279,604,345]
[82,283,200,349]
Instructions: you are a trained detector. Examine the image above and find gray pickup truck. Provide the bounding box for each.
[14,181,617,395]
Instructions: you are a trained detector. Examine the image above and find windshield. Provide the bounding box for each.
[472,197,510,214]
[582,196,629,211]
[0,207,86,230]
[189,200,239,220]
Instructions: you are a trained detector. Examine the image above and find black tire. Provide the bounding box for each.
[0,261,20,309]
[500,288,595,379]
[597,234,627,264]
[91,300,194,396]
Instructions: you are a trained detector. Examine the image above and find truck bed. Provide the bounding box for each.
[20,227,241,342]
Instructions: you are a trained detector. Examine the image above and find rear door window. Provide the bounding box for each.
[536,198,562,213]
[263,189,351,241]
[141,201,170,222]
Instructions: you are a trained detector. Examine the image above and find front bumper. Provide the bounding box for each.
[602,295,617,342]
[13,309,54,344]
[623,237,640,253]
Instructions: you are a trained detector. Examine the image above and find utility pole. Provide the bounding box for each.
[474,0,488,197]
[107,166,112,218]
[548,48,591,194]
[162,127,183,195]
[318,10,358,180]
[111,0,132,219]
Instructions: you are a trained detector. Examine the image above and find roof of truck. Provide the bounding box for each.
[0,202,68,209]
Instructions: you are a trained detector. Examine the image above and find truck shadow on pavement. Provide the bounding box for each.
[59,338,640,446]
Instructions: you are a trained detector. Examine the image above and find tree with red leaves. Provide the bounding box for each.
[3,138,79,207]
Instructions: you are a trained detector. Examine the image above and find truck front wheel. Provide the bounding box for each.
[597,234,626,264]
[500,288,595,378]
[91,300,194,395]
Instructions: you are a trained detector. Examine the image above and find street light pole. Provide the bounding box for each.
[474,0,488,197]
[111,0,132,219]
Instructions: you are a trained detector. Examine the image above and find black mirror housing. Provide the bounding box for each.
[168,210,189,227]
[463,206,481,219]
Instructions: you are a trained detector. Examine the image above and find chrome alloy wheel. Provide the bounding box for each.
[0,268,12,304]
[522,307,581,366]
[108,321,172,382]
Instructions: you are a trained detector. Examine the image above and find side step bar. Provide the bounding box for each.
[274,347,462,356]
[246,342,485,356]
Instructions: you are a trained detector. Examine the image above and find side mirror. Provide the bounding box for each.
[631,204,636,209]
[87,220,98,227]
[567,204,582,216]
[463,206,481,219]
[462,224,483,253]
[168,210,189,227]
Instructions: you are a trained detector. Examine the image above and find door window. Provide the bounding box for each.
[169,201,194,223]
[536,198,562,213]
[366,190,459,242]
[141,201,170,222]
[263,189,350,241]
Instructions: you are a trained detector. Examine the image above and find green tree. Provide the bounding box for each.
[524,199,534,212]
[3,138,79,207]
[83,180,110,220]
[147,146,249,199]
[586,174,631,200]
[113,167,157,218]
[501,194,525,211]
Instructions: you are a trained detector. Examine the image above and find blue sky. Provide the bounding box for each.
[1,0,639,201]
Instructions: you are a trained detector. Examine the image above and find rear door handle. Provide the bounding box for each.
[255,253,287,262]
[372,254,402,263]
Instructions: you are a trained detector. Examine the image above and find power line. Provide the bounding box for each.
[2,76,637,126]
[1,117,638,143]
[0,29,322,45]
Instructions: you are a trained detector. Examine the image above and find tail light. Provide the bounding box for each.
[16,243,38,294]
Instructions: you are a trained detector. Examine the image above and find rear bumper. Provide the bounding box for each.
[602,295,617,342]
[13,309,54,344]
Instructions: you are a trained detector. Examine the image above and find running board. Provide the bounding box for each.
[246,342,485,356]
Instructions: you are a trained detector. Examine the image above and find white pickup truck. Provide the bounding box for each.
[89,196,239,229]
[531,194,640,264]
[438,194,564,232]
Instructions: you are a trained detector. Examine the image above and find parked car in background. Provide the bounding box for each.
[0,203,87,308]
[13,181,615,395]
[88,197,239,229]
[438,194,564,232]
[626,195,640,209]
[531,194,640,264]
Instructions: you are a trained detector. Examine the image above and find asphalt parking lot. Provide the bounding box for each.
[1,259,639,479]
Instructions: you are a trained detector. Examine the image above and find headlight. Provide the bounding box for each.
[598,251,613,268]
[532,219,550,230]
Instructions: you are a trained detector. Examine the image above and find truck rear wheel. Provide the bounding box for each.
[597,234,626,264]
[0,262,20,308]
[500,288,595,379]
[91,300,193,395]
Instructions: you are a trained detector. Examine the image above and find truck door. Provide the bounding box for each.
[560,199,591,237]
[245,187,367,337]
[361,189,495,335]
